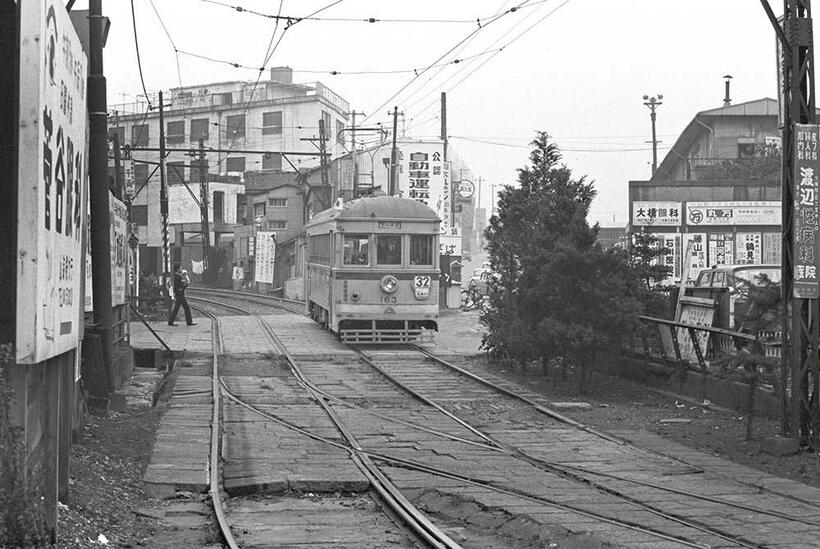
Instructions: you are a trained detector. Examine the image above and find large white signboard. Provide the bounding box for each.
[110,192,128,305]
[254,231,276,284]
[686,201,781,226]
[17,1,88,363]
[397,141,447,233]
[683,233,708,280]
[736,233,762,264]
[632,202,682,226]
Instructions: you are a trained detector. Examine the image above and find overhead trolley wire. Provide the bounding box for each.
[130,0,152,108]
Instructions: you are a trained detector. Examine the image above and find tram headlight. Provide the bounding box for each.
[380,275,398,294]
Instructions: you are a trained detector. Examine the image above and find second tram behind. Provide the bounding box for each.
[304,196,440,343]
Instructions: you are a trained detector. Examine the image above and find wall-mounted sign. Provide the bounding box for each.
[440,234,462,256]
[686,201,780,226]
[17,0,88,363]
[683,233,708,279]
[708,233,734,267]
[655,233,681,281]
[378,221,401,229]
[457,179,475,199]
[736,233,762,265]
[794,124,820,297]
[254,231,276,284]
[632,202,682,226]
[110,192,128,305]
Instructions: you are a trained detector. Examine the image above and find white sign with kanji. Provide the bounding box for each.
[632,202,682,226]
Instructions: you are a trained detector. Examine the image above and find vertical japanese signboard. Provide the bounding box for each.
[17,1,88,363]
[736,233,762,265]
[708,233,734,267]
[254,231,276,284]
[110,192,128,305]
[794,124,820,298]
[398,141,446,232]
[683,233,707,279]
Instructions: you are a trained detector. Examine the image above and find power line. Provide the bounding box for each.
[147,0,183,89]
[130,0,152,108]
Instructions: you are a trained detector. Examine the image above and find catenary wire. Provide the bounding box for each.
[130,0,152,108]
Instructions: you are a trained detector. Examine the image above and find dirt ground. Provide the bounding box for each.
[55,353,820,547]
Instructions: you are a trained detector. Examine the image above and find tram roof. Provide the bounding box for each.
[307,196,439,226]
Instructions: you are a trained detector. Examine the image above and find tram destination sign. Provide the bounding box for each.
[794,123,820,299]
[17,1,88,363]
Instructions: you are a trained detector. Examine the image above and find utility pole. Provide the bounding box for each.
[88,0,114,389]
[643,94,663,177]
[349,110,364,196]
[197,139,210,285]
[318,118,330,206]
[389,106,399,196]
[158,91,170,301]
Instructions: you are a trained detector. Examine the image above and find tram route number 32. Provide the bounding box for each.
[414,275,431,299]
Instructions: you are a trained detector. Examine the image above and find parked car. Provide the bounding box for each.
[469,267,497,296]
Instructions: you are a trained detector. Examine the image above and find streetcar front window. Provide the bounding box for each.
[343,234,370,265]
[409,235,433,266]
[377,235,402,265]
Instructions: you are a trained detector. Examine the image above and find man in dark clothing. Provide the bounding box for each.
[168,264,195,326]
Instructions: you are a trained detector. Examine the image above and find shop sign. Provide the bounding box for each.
[686,201,780,226]
[794,124,820,298]
[632,202,681,226]
[439,234,462,256]
[254,231,276,284]
[17,0,88,363]
[110,193,128,305]
[457,179,475,199]
[763,232,781,265]
[736,233,762,265]
[655,233,681,281]
[683,233,707,279]
[707,233,734,267]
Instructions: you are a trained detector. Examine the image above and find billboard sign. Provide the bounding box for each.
[793,124,820,298]
[736,233,762,265]
[17,1,88,363]
[110,193,128,305]
[254,231,276,284]
[686,201,780,226]
[397,141,448,233]
[632,202,682,226]
[708,233,734,267]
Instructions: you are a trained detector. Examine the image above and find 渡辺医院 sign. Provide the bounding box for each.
[793,124,820,298]
[16,1,88,363]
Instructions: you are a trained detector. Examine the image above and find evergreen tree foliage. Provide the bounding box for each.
[629,227,672,290]
[481,133,644,382]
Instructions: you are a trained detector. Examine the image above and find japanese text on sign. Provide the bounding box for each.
[794,124,820,298]
[632,202,682,226]
[254,231,276,284]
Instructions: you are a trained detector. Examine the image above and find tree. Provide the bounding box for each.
[629,227,672,290]
[711,141,781,181]
[481,133,644,388]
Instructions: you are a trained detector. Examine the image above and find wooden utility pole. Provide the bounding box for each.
[389,106,399,196]
[198,139,210,284]
[318,118,330,206]
[158,91,170,300]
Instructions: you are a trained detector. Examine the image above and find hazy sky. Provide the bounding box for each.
[75,0,782,226]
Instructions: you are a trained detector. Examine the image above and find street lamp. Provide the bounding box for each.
[643,94,663,177]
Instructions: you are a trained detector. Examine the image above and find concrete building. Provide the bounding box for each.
[108,67,349,278]
[629,98,781,282]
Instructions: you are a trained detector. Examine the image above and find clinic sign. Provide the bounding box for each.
[254,231,276,284]
[632,202,681,226]
[794,124,820,298]
[17,1,88,363]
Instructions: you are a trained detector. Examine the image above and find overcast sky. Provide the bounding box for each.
[74,0,782,226]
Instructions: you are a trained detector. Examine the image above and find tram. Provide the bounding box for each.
[304,195,440,343]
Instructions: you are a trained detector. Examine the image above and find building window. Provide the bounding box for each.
[134,164,149,186]
[218,92,233,105]
[336,120,345,145]
[110,126,125,145]
[269,220,287,230]
[191,118,210,141]
[738,142,756,158]
[321,110,332,137]
[226,157,246,173]
[213,191,224,223]
[226,114,246,138]
[343,234,369,265]
[166,120,184,143]
[254,202,266,218]
[131,124,149,147]
[132,205,148,226]
[377,235,402,265]
[190,160,208,183]
[262,152,282,171]
[409,235,433,266]
[262,111,283,135]
[167,162,185,185]
[268,198,287,207]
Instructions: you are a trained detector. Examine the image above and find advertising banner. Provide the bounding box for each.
[794,124,820,298]
[683,233,707,279]
[736,233,762,265]
[439,235,462,256]
[254,231,276,284]
[123,159,135,200]
[656,233,681,281]
[763,232,781,265]
[110,192,128,305]
[707,233,734,267]
[397,141,447,233]
[17,0,88,363]
[686,201,780,226]
[632,202,682,226]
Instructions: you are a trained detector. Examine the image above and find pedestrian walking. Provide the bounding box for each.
[168,264,195,326]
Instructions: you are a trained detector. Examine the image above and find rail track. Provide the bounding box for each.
[188,288,820,548]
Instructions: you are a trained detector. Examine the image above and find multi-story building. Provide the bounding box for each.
[108,67,349,278]
[629,97,782,282]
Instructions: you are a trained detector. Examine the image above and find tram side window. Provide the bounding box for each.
[343,234,370,265]
[376,235,402,265]
[409,235,433,266]
[308,234,331,266]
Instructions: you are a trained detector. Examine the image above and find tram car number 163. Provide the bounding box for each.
[304,196,440,344]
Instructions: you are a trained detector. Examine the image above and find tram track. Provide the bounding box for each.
[188,288,820,547]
